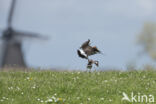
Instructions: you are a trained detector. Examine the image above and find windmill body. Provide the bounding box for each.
[0,27,26,68]
[1,39,26,67]
[0,40,7,67]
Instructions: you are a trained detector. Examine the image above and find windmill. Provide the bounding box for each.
[0,0,46,68]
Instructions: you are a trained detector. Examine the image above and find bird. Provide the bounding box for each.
[87,59,99,69]
[77,39,101,59]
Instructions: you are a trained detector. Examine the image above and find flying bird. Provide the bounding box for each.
[77,39,102,71]
[77,39,101,59]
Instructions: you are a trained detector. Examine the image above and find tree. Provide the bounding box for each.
[138,22,156,61]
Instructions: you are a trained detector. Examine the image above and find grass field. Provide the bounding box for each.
[0,69,156,104]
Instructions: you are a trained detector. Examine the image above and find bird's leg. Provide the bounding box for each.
[93,60,99,72]
[87,65,92,72]
[94,67,97,72]
[87,57,89,72]
[87,58,93,72]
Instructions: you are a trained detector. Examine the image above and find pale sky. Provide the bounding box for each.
[0,0,156,70]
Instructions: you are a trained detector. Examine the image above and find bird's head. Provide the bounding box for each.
[92,46,100,53]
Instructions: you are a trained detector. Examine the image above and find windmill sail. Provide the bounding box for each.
[8,0,16,27]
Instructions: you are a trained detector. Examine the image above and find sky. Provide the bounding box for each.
[0,0,156,70]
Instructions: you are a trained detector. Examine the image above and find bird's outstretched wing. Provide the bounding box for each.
[81,39,90,49]
[77,49,88,59]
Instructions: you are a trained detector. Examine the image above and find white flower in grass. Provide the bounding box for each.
[0,99,4,102]
[3,97,8,100]
[104,80,108,83]
[32,86,36,89]
[40,100,44,103]
[26,77,32,80]
[51,96,56,99]
[50,96,58,102]
[47,98,53,102]
[37,98,40,101]
[16,87,20,90]
[109,99,112,102]
[32,85,36,89]
[87,98,91,101]
[26,77,30,80]
[77,97,80,100]
[100,98,104,100]
[8,87,13,90]
[2,97,6,99]
[21,92,24,95]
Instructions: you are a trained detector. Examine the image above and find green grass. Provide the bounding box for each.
[0,70,156,104]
